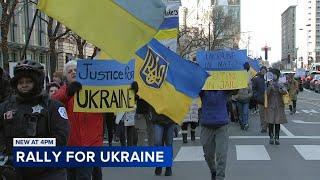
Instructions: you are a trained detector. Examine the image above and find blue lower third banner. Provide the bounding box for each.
[13,146,172,167]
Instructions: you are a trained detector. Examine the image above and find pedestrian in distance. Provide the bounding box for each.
[181,99,199,143]
[287,74,299,115]
[0,67,11,103]
[0,60,70,180]
[46,82,60,98]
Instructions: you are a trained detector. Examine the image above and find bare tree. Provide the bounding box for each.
[46,17,70,75]
[178,6,237,59]
[0,0,19,71]
[177,26,206,58]
[208,6,236,50]
[69,33,87,59]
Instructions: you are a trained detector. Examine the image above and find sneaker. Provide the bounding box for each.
[244,124,249,131]
[165,167,172,176]
[155,167,162,176]
[275,139,280,145]
[261,129,267,133]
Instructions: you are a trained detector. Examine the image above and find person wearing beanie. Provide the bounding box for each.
[0,60,70,179]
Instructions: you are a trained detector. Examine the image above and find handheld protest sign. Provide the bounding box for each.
[74,60,136,113]
[197,50,249,90]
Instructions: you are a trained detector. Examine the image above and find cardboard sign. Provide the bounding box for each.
[74,60,135,112]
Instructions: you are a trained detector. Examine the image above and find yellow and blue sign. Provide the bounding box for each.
[74,60,135,113]
[135,39,208,124]
[197,50,249,90]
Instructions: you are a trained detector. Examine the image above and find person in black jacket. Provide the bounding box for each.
[252,66,268,133]
[0,67,11,103]
[0,60,70,180]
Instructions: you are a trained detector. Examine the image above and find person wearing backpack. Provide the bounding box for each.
[0,60,70,179]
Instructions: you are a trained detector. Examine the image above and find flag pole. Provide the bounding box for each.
[22,9,39,60]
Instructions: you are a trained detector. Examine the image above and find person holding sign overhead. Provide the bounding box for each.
[52,60,104,180]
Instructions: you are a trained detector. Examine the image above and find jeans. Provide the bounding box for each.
[236,102,249,126]
[201,125,228,180]
[153,123,175,147]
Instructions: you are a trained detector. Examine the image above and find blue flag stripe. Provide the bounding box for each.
[136,39,209,98]
[159,17,179,29]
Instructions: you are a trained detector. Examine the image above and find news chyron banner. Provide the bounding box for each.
[12,138,172,167]
[197,50,249,90]
[73,60,135,112]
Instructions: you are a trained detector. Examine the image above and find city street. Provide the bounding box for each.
[102,89,320,180]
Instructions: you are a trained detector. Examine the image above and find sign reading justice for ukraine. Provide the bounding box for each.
[197,50,249,90]
[74,60,135,112]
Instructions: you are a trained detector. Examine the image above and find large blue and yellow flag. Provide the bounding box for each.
[38,0,165,63]
[135,39,208,124]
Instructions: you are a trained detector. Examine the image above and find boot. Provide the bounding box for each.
[269,135,274,145]
[155,167,162,176]
[165,167,172,176]
[268,124,274,145]
[182,133,188,144]
[275,124,280,145]
[191,130,196,141]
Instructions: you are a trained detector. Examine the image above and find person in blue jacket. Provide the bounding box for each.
[199,90,237,180]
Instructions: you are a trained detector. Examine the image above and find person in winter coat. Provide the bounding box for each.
[234,83,252,130]
[287,74,299,114]
[181,99,199,143]
[0,67,11,103]
[265,68,287,145]
[0,60,70,180]
[52,60,104,180]
[252,66,268,133]
[199,90,237,180]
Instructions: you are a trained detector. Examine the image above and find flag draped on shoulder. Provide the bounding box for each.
[38,0,165,63]
[135,39,208,124]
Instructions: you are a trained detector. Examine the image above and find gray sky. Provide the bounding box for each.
[241,0,301,63]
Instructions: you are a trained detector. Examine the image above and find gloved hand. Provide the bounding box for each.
[131,81,138,94]
[67,81,82,96]
[243,62,250,72]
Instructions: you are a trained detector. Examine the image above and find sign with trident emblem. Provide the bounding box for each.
[140,47,169,89]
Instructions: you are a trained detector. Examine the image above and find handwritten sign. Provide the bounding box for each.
[197,50,247,71]
[197,50,248,90]
[74,60,135,112]
[74,86,135,113]
[77,60,135,86]
[203,71,248,90]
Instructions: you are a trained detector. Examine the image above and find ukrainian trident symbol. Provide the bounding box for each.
[140,47,169,89]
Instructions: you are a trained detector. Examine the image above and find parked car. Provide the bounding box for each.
[304,71,320,89]
[310,74,320,90]
[315,80,320,93]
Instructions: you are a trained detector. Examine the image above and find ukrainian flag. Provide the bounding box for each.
[248,58,262,79]
[135,39,208,124]
[38,0,165,63]
[154,2,180,52]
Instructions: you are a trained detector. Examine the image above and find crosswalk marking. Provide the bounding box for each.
[236,145,271,160]
[174,146,204,162]
[173,145,320,162]
[301,110,319,114]
[294,145,320,160]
